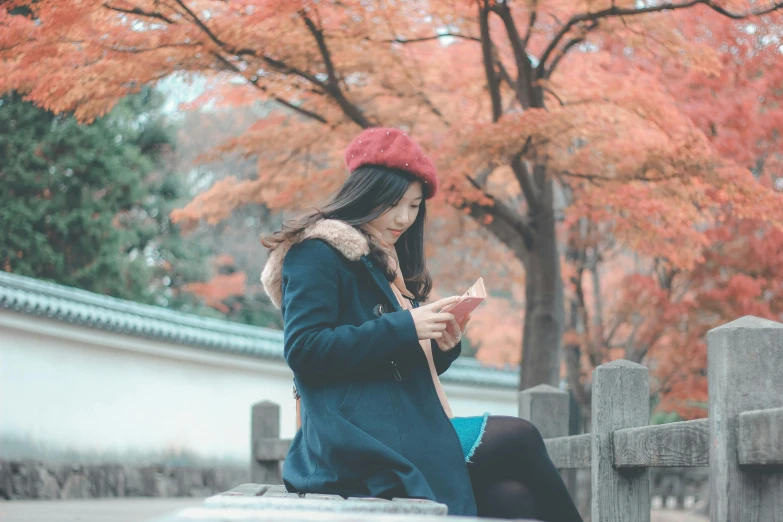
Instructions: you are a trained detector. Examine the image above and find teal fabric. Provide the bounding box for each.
[451,413,490,463]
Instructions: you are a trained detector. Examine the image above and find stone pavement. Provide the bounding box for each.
[0,497,206,522]
[0,497,709,522]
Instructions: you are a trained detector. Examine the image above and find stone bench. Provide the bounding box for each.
[156,483,541,521]
[204,483,448,515]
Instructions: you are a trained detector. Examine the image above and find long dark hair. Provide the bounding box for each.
[262,165,433,301]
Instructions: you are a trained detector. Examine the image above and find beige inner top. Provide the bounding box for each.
[361,224,454,418]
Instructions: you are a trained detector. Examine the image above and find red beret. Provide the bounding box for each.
[344,127,439,199]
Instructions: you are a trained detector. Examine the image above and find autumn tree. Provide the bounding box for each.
[561,7,783,420]
[164,104,285,326]
[3,0,782,390]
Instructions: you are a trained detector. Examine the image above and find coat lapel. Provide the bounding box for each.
[360,257,403,312]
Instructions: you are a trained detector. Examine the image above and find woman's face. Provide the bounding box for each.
[368,181,423,245]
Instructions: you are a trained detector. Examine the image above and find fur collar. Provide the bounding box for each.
[261,219,370,308]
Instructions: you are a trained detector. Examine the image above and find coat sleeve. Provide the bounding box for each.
[281,239,420,380]
[431,339,462,375]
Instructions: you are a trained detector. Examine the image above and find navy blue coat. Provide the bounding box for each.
[271,227,477,516]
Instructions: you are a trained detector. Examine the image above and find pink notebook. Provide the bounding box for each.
[440,277,486,324]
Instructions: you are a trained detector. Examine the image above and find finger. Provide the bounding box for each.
[431,312,456,323]
[432,331,443,339]
[430,322,448,331]
[443,323,453,337]
[447,319,459,336]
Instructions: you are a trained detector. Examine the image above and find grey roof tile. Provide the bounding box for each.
[0,271,518,389]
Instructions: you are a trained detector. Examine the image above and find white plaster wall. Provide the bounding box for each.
[0,311,298,465]
[443,383,518,418]
[0,310,517,465]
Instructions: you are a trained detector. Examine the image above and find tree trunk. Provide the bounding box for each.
[519,177,564,389]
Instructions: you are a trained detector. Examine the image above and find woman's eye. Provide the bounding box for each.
[411,205,420,210]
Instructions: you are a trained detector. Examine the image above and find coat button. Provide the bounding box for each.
[373,304,387,317]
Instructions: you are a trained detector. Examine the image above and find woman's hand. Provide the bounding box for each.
[436,313,471,352]
[409,296,461,341]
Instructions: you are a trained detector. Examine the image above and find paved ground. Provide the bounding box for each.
[0,497,206,522]
[0,498,709,522]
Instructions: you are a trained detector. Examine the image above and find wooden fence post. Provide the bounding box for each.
[518,384,569,438]
[591,360,650,522]
[518,384,577,498]
[251,401,282,484]
[707,316,783,522]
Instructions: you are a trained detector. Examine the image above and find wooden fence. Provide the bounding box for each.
[251,315,783,522]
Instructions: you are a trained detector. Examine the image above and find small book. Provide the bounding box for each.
[440,277,486,324]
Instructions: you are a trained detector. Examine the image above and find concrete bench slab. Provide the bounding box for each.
[205,484,447,515]
[154,483,543,521]
[157,507,541,522]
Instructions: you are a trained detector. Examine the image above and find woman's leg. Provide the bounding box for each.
[466,416,583,522]
[474,479,537,520]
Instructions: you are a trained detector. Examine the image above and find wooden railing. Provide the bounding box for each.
[251,315,783,522]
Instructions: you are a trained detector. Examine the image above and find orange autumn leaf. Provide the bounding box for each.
[4,0,782,404]
[184,271,247,314]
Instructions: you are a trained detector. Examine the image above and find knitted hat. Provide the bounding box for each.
[344,127,439,199]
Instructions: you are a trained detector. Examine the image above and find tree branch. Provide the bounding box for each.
[371,7,451,126]
[211,52,329,124]
[565,258,593,412]
[541,85,565,106]
[172,0,317,86]
[103,3,175,24]
[521,2,538,50]
[492,2,535,108]
[177,3,368,128]
[537,0,783,78]
[463,176,534,257]
[511,153,540,212]
[572,255,604,370]
[109,42,203,53]
[473,164,496,187]
[171,0,331,99]
[533,163,546,190]
[544,27,593,79]
[479,2,502,122]
[302,14,339,91]
[589,247,607,357]
[380,33,481,44]
[604,318,622,347]
[301,12,373,128]
[626,326,663,364]
[259,56,325,88]
[495,54,515,91]
[173,0,226,47]
[565,343,592,413]
[706,0,783,18]
[561,169,681,183]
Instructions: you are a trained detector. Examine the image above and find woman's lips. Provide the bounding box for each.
[389,229,403,236]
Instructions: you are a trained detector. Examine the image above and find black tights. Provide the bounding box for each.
[466,416,583,521]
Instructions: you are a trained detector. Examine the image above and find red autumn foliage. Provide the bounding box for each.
[3,1,782,415]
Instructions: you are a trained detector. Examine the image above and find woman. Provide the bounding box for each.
[261,128,583,521]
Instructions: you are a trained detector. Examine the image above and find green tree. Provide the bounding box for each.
[0,89,210,307]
